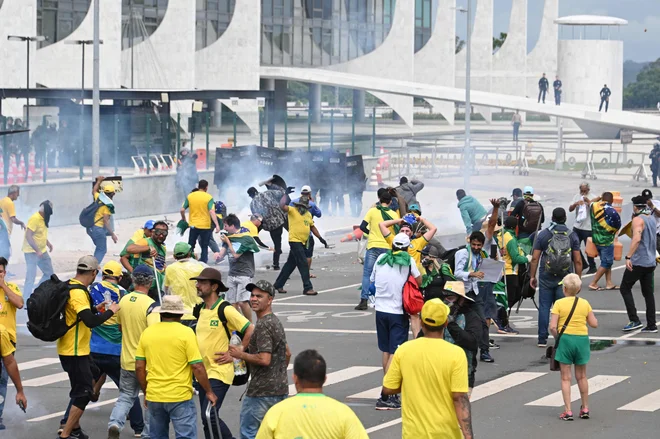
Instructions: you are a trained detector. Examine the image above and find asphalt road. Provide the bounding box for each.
[5,237,660,438]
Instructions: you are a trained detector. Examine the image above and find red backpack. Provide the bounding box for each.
[403,266,424,315]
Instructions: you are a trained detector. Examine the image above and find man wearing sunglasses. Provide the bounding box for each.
[125,221,169,302]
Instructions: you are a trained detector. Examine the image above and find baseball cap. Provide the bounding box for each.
[421,244,442,258]
[408,203,421,214]
[642,189,653,200]
[301,185,312,194]
[143,220,155,230]
[190,268,229,292]
[421,299,451,327]
[102,260,123,277]
[246,280,276,296]
[393,233,411,248]
[132,264,153,277]
[174,242,192,258]
[523,186,534,195]
[77,255,99,271]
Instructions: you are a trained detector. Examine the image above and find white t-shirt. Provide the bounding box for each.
[572,193,592,231]
[370,254,421,315]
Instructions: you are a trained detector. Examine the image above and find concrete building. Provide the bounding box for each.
[0,0,637,138]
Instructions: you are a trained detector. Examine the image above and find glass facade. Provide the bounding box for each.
[261,0,396,67]
[36,0,91,49]
[414,0,433,52]
[122,0,169,50]
[196,0,235,50]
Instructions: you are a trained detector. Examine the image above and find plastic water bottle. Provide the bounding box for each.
[103,291,112,305]
[230,331,247,376]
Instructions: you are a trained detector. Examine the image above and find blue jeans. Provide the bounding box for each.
[189,227,212,263]
[240,395,286,439]
[0,352,11,422]
[360,248,388,300]
[87,226,108,264]
[538,274,565,343]
[23,251,54,299]
[195,379,233,439]
[108,369,150,437]
[149,398,197,439]
[62,355,145,434]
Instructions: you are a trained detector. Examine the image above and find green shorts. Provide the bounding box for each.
[555,334,590,365]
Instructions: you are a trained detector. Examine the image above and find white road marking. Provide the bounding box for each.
[21,372,69,387]
[471,372,548,402]
[284,328,660,342]
[289,366,380,396]
[28,398,119,422]
[17,358,61,371]
[525,375,629,407]
[273,283,361,303]
[618,328,643,340]
[273,303,358,307]
[618,389,660,412]
[364,371,548,433]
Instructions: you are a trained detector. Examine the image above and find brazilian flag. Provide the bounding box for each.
[228,227,260,254]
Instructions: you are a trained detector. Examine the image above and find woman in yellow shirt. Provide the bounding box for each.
[550,273,598,422]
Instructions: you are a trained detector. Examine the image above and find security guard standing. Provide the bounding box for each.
[553,76,562,106]
[538,73,549,104]
[650,140,660,187]
[599,84,611,112]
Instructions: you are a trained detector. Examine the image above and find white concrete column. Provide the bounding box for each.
[353,90,365,123]
[309,83,321,124]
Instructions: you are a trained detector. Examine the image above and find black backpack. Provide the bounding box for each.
[193,300,249,386]
[79,199,103,229]
[544,230,572,276]
[441,246,466,272]
[521,201,543,234]
[26,275,89,342]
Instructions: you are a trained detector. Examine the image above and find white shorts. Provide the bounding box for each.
[226,275,252,304]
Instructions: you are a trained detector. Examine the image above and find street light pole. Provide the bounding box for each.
[92,0,101,177]
[65,39,102,179]
[7,35,47,129]
[457,1,473,190]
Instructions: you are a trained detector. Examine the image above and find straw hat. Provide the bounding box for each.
[442,281,474,302]
[152,295,191,315]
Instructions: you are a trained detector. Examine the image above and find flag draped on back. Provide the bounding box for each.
[228,227,260,254]
[590,202,621,246]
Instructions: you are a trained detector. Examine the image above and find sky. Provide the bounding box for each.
[454,0,660,62]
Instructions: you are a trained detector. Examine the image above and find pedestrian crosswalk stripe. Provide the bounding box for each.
[471,372,547,402]
[18,358,61,371]
[618,389,660,412]
[348,371,548,402]
[525,375,630,407]
[289,366,381,396]
[21,372,70,387]
[27,398,119,423]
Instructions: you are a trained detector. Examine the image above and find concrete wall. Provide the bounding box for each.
[0,0,37,119]
[558,39,624,111]
[492,0,527,98]
[3,170,214,228]
[33,0,122,89]
[526,0,559,101]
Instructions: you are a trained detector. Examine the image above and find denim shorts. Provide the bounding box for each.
[375,311,409,354]
[596,245,614,269]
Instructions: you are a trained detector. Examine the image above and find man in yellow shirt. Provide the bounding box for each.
[108,265,160,439]
[382,299,473,439]
[0,257,23,428]
[191,267,254,439]
[164,242,204,328]
[356,190,400,310]
[180,180,220,263]
[0,185,25,237]
[273,194,325,296]
[119,220,154,273]
[87,176,119,265]
[136,295,218,439]
[256,349,368,439]
[0,323,27,428]
[22,200,54,298]
[241,214,272,251]
[58,256,119,439]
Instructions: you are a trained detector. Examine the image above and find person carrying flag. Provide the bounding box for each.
[216,214,261,321]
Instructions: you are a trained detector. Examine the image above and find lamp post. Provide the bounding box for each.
[7,35,47,129]
[65,39,103,179]
[457,1,473,190]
